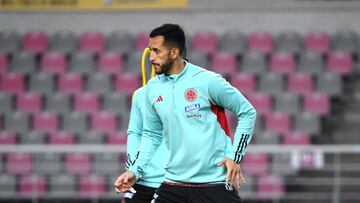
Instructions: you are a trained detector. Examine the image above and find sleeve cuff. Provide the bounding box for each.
[226,152,242,164]
[128,165,143,181]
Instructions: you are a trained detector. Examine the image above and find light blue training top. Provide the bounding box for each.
[129,61,256,184]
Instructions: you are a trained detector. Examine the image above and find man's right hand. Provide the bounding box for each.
[114,171,137,193]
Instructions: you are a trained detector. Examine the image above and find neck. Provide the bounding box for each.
[167,58,185,75]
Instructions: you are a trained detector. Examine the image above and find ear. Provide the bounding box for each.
[170,48,180,60]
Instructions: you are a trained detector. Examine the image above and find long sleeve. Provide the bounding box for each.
[128,84,163,179]
[208,74,257,164]
[125,90,143,170]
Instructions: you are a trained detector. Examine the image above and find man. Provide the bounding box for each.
[114,57,166,203]
[114,23,256,203]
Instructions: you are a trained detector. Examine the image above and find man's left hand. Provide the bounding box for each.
[217,157,245,190]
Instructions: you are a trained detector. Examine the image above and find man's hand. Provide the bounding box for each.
[114,171,137,193]
[217,157,245,190]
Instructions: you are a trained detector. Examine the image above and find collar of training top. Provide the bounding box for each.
[166,60,189,82]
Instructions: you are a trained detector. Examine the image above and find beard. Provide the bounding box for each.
[154,57,174,75]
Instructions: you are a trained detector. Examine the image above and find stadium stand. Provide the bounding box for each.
[0,27,359,203]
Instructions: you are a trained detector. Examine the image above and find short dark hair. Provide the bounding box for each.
[150,23,185,56]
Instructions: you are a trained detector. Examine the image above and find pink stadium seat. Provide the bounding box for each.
[23,31,48,54]
[210,52,237,75]
[40,52,67,74]
[230,73,256,95]
[191,31,218,54]
[326,51,353,75]
[242,153,268,176]
[305,31,330,53]
[283,131,310,145]
[49,131,75,145]
[269,52,295,74]
[115,73,141,94]
[0,52,8,73]
[135,32,149,51]
[248,31,273,54]
[287,73,314,95]
[303,93,330,115]
[74,92,100,114]
[0,131,16,145]
[16,92,42,113]
[79,174,106,197]
[6,153,32,175]
[245,93,271,115]
[91,112,117,134]
[98,52,124,74]
[265,112,291,135]
[58,73,84,95]
[80,31,105,54]
[256,175,285,199]
[33,112,59,134]
[19,175,46,197]
[107,132,127,145]
[0,73,25,94]
[65,153,91,175]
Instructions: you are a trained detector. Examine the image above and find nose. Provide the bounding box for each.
[149,50,156,62]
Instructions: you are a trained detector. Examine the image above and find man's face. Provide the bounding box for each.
[148,36,174,75]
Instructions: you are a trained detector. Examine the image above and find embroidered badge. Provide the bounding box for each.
[184,88,197,102]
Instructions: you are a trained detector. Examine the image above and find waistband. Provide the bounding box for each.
[162,181,225,188]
